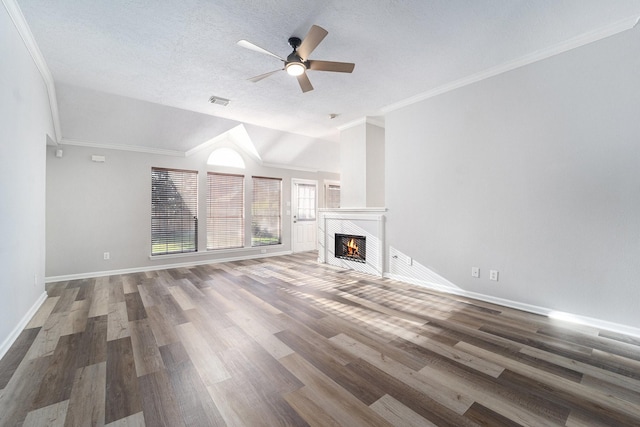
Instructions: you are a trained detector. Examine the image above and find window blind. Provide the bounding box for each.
[296,183,316,221]
[251,176,282,246]
[207,173,244,250]
[151,168,198,255]
[326,184,340,208]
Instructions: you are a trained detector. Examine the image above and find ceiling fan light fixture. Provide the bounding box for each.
[286,62,306,76]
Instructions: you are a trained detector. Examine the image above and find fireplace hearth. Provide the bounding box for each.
[335,233,366,263]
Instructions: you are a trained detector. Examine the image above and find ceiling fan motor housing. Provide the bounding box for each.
[288,37,302,50]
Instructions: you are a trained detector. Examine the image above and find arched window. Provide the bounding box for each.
[207,147,245,169]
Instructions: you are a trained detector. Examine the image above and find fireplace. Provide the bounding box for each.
[335,233,366,263]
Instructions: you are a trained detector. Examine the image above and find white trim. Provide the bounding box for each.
[2,0,61,141]
[262,162,319,173]
[0,291,47,360]
[184,129,234,157]
[338,116,385,131]
[382,15,640,114]
[319,207,387,213]
[385,272,640,339]
[60,138,185,157]
[45,251,292,283]
[148,246,283,260]
[60,138,336,173]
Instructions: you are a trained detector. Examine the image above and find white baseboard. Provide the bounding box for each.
[0,291,47,361]
[384,273,640,339]
[45,250,293,283]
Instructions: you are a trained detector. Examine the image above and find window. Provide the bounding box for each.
[252,176,281,246]
[151,168,198,255]
[207,173,244,249]
[326,184,340,208]
[296,183,316,221]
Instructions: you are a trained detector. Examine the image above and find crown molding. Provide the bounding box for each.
[3,0,62,142]
[382,15,640,114]
[60,138,185,157]
[59,138,338,173]
[337,116,385,131]
[261,162,318,173]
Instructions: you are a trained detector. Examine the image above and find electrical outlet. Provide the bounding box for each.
[103,252,110,260]
[260,249,267,254]
[489,270,499,281]
[471,267,480,278]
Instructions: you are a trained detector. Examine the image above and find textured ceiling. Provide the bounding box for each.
[15,0,640,155]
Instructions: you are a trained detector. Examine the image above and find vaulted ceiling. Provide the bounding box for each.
[15,0,640,164]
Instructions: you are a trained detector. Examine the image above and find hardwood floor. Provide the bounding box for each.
[1,252,639,426]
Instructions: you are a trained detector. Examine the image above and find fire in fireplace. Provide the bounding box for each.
[335,233,366,263]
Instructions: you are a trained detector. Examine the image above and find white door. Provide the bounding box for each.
[292,179,317,252]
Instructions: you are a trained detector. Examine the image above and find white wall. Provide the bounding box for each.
[340,120,385,208]
[385,26,640,329]
[46,143,338,278]
[365,123,385,208]
[340,124,367,207]
[0,4,55,352]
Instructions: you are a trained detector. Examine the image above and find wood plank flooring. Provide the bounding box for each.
[1,252,639,426]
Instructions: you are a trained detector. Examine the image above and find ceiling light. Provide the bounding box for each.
[286,62,305,76]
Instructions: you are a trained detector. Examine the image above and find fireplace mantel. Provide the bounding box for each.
[318,208,386,276]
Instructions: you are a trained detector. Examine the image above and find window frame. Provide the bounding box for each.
[325,182,341,209]
[151,167,198,256]
[207,172,245,250]
[251,176,282,247]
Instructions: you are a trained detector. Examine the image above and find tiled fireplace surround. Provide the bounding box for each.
[318,208,386,276]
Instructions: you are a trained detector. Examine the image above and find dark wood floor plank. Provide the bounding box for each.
[145,304,179,347]
[64,361,106,427]
[275,328,384,405]
[464,402,523,427]
[0,327,40,389]
[129,318,164,377]
[106,337,142,424]
[76,314,108,368]
[159,341,226,427]
[125,292,147,321]
[31,333,82,409]
[138,369,185,427]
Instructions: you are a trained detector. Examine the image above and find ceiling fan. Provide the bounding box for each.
[237,25,355,93]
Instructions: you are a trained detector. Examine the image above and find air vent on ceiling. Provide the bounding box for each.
[209,96,230,106]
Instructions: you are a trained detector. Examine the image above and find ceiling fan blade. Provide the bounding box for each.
[248,69,282,82]
[296,72,314,93]
[307,60,355,73]
[297,25,328,60]
[237,40,285,61]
